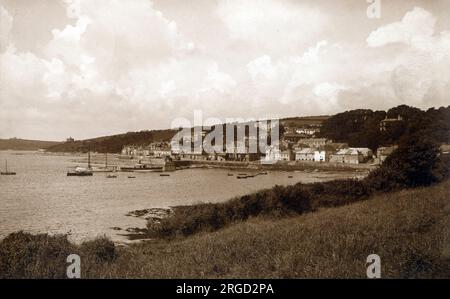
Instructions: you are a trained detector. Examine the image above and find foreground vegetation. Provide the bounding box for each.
[1,180,448,278]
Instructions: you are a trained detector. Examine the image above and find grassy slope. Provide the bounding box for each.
[87,180,449,278]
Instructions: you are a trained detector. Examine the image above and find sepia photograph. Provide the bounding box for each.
[0,0,449,291]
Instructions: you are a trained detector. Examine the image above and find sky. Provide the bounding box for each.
[0,0,449,141]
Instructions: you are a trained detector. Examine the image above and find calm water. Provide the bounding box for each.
[0,151,354,243]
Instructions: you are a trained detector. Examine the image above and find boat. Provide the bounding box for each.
[160,173,170,177]
[106,174,117,178]
[67,151,93,176]
[92,153,117,173]
[1,160,16,176]
[128,176,136,179]
[120,162,162,173]
[259,171,268,175]
[227,173,234,176]
[237,175,247,179]
[288,175,294,178]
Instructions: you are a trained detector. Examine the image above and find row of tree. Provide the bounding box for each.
[319,105,450,151]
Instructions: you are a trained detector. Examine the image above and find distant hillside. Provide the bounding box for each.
[318,105,450,150]
[0,139,60,151]
[45,129,177,153]
[280,115,329,127]
[45,116,329,153]
[44,105,450,154]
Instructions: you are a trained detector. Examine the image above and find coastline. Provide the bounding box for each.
[120,168,369,243]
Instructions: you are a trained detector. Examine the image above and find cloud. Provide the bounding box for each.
[366,7,450,107]
[367,7,436,49]
[0,5,13,52]
[1,2,450,140]
[217,0,326,55]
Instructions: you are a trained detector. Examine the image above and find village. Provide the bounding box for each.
[120,118,401,168]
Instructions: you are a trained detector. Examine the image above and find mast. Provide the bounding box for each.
[5,160,7,172]
[88,151,91,169]
[105,153,108,168]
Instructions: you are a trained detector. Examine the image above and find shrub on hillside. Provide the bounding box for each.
[0,232,75,279]
[366,135,441,191]
[80,237,116,263]
[307,179,370,208]
[147,184,314,238]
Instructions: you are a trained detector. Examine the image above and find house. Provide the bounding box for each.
[152,149,172,158]
[314,150,334,162]
[329,148,364,164]
[296,127,320,136]
[66,137,75,142]
[351,148,373,160]
[122,145,139,156]
[295,148,315,161]
[280,149,295,161]
[379,115,403,132]
[376,146,398,164]
[147,142,171,157]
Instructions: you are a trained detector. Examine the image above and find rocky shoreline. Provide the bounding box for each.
[116,207,174,241]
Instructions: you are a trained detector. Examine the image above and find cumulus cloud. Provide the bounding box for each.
[366,7,450,106]
[367,7,436,49]
[1,2,449,140]
[217,0,326,55]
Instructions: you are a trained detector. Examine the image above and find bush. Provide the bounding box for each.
[307,179,370,208]
[80,237,116,264]
[366,135,441,191]
[0,232,75,279]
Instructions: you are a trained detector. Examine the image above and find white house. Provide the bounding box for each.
[314,150,328,162]
[295,148,315,161]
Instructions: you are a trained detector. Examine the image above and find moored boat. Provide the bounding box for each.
[92,153,117,173]
[120,162,162,173]
[67,151,93,176]
[1,160,16,176]
[67,166,93,176]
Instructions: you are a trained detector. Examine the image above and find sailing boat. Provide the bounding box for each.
[1,160,16,175]
[93,153,116,173]
[67,151,93,176]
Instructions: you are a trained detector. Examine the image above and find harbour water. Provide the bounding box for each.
[0,151,355,243]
